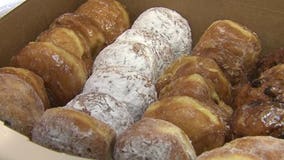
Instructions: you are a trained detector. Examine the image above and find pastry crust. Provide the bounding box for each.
[51,13,105,56]
[197,136,284,160]
[11,42,88,106]
[75,0,130,44]
[132,7,192,58]
[66,92,134,135]
[32,108,115,160]
[144,96,228,155]
[0,72,45,137]
[0,67,49,109]
[193,20,261,85]
[37,27,93,74]
[114,118,196,160]
[156,56,232,105]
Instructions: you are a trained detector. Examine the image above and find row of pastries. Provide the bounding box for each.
[0,0,283,159]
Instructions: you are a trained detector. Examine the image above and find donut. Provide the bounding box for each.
[51,13,105,56]
[132,7,192,57]
[0,67,47,137]
[115,29,173,76]
[83,67,157,121]
[156,55,232,105]
[75,0,130,44]
[197,136,284,160]
[193,20,261,86]
[114,118,196,160]
[32,108,115,160]
[144,96,228,155]
[11,42,88,106]
[66,92,134,135]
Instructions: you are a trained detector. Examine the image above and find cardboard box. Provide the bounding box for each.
[0,0,283,159]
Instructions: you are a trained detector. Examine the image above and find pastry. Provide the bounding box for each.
[132,7,192,58]
[197,136,284,160]
[11,42,88,106]
[51,13,105,56]
[114,118,196,160]
[115,29,173,76]
[156,56,232,105]
[32,108,115,160]
[36,27,93,73]
[66,92,134,135]
[0,67,47,137]
[83,67,157,121]
[75,0,130,44]
[193,20,261,86]
[144,96,228,155]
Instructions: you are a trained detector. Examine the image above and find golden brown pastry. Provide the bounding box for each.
[75,0,130,44]
[51,13,105,57]
[159,74,233,122]
[0,67,47,137]
[11,42,88,106]
[192,20,261,86]
[37,27,93,73]
[197,136,284,160]
[156,55,232,105]
[144,96,228,155]
[0,67,49,109]
[114,118,197,160]
[32,108,115,160]
[232,64,284,138]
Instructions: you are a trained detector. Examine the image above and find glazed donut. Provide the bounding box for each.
[36,27,93,73]
[156,55,232,105]
[93,41,158,81]
[83,67,157,121]
[144,96,228,155]
[193,20,261,86]
[114,118,196,160]
[115,29,173,76]
[0,67,48,137]
[197,136,284,160]
[32,108,115,160]
[66,92,134,135]
[51,13,105,56]
[11,42,88,106]
[75,0,130,44]
[132,7,192,57]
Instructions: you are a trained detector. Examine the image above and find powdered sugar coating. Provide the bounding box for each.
[65,92,134,135]
[115,29,174,76]
[93,41,158,81]
[83,68,157,121]
[114,118,196,160]
[132,7,192,58]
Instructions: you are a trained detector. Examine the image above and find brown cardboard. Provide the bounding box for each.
[0,0,283,159]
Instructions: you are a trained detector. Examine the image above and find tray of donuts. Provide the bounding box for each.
[0,0,284,159]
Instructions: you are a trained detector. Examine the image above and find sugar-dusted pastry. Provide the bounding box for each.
[11,42,88,106]
[32,108,115,160]
[144,96,228,155]
[66,92,134,135]
[83,67,157,121]
[193,20,261,85]
[115,29,173,76]
[197,136,284,160]
[0,67,48,137]
[75,0,130,44]
[132,7,192,58]
[156,56,232,105]
[93,41,158,81]
[51,13,105,56]
[37,27,92,73]
[114,118,196,160]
